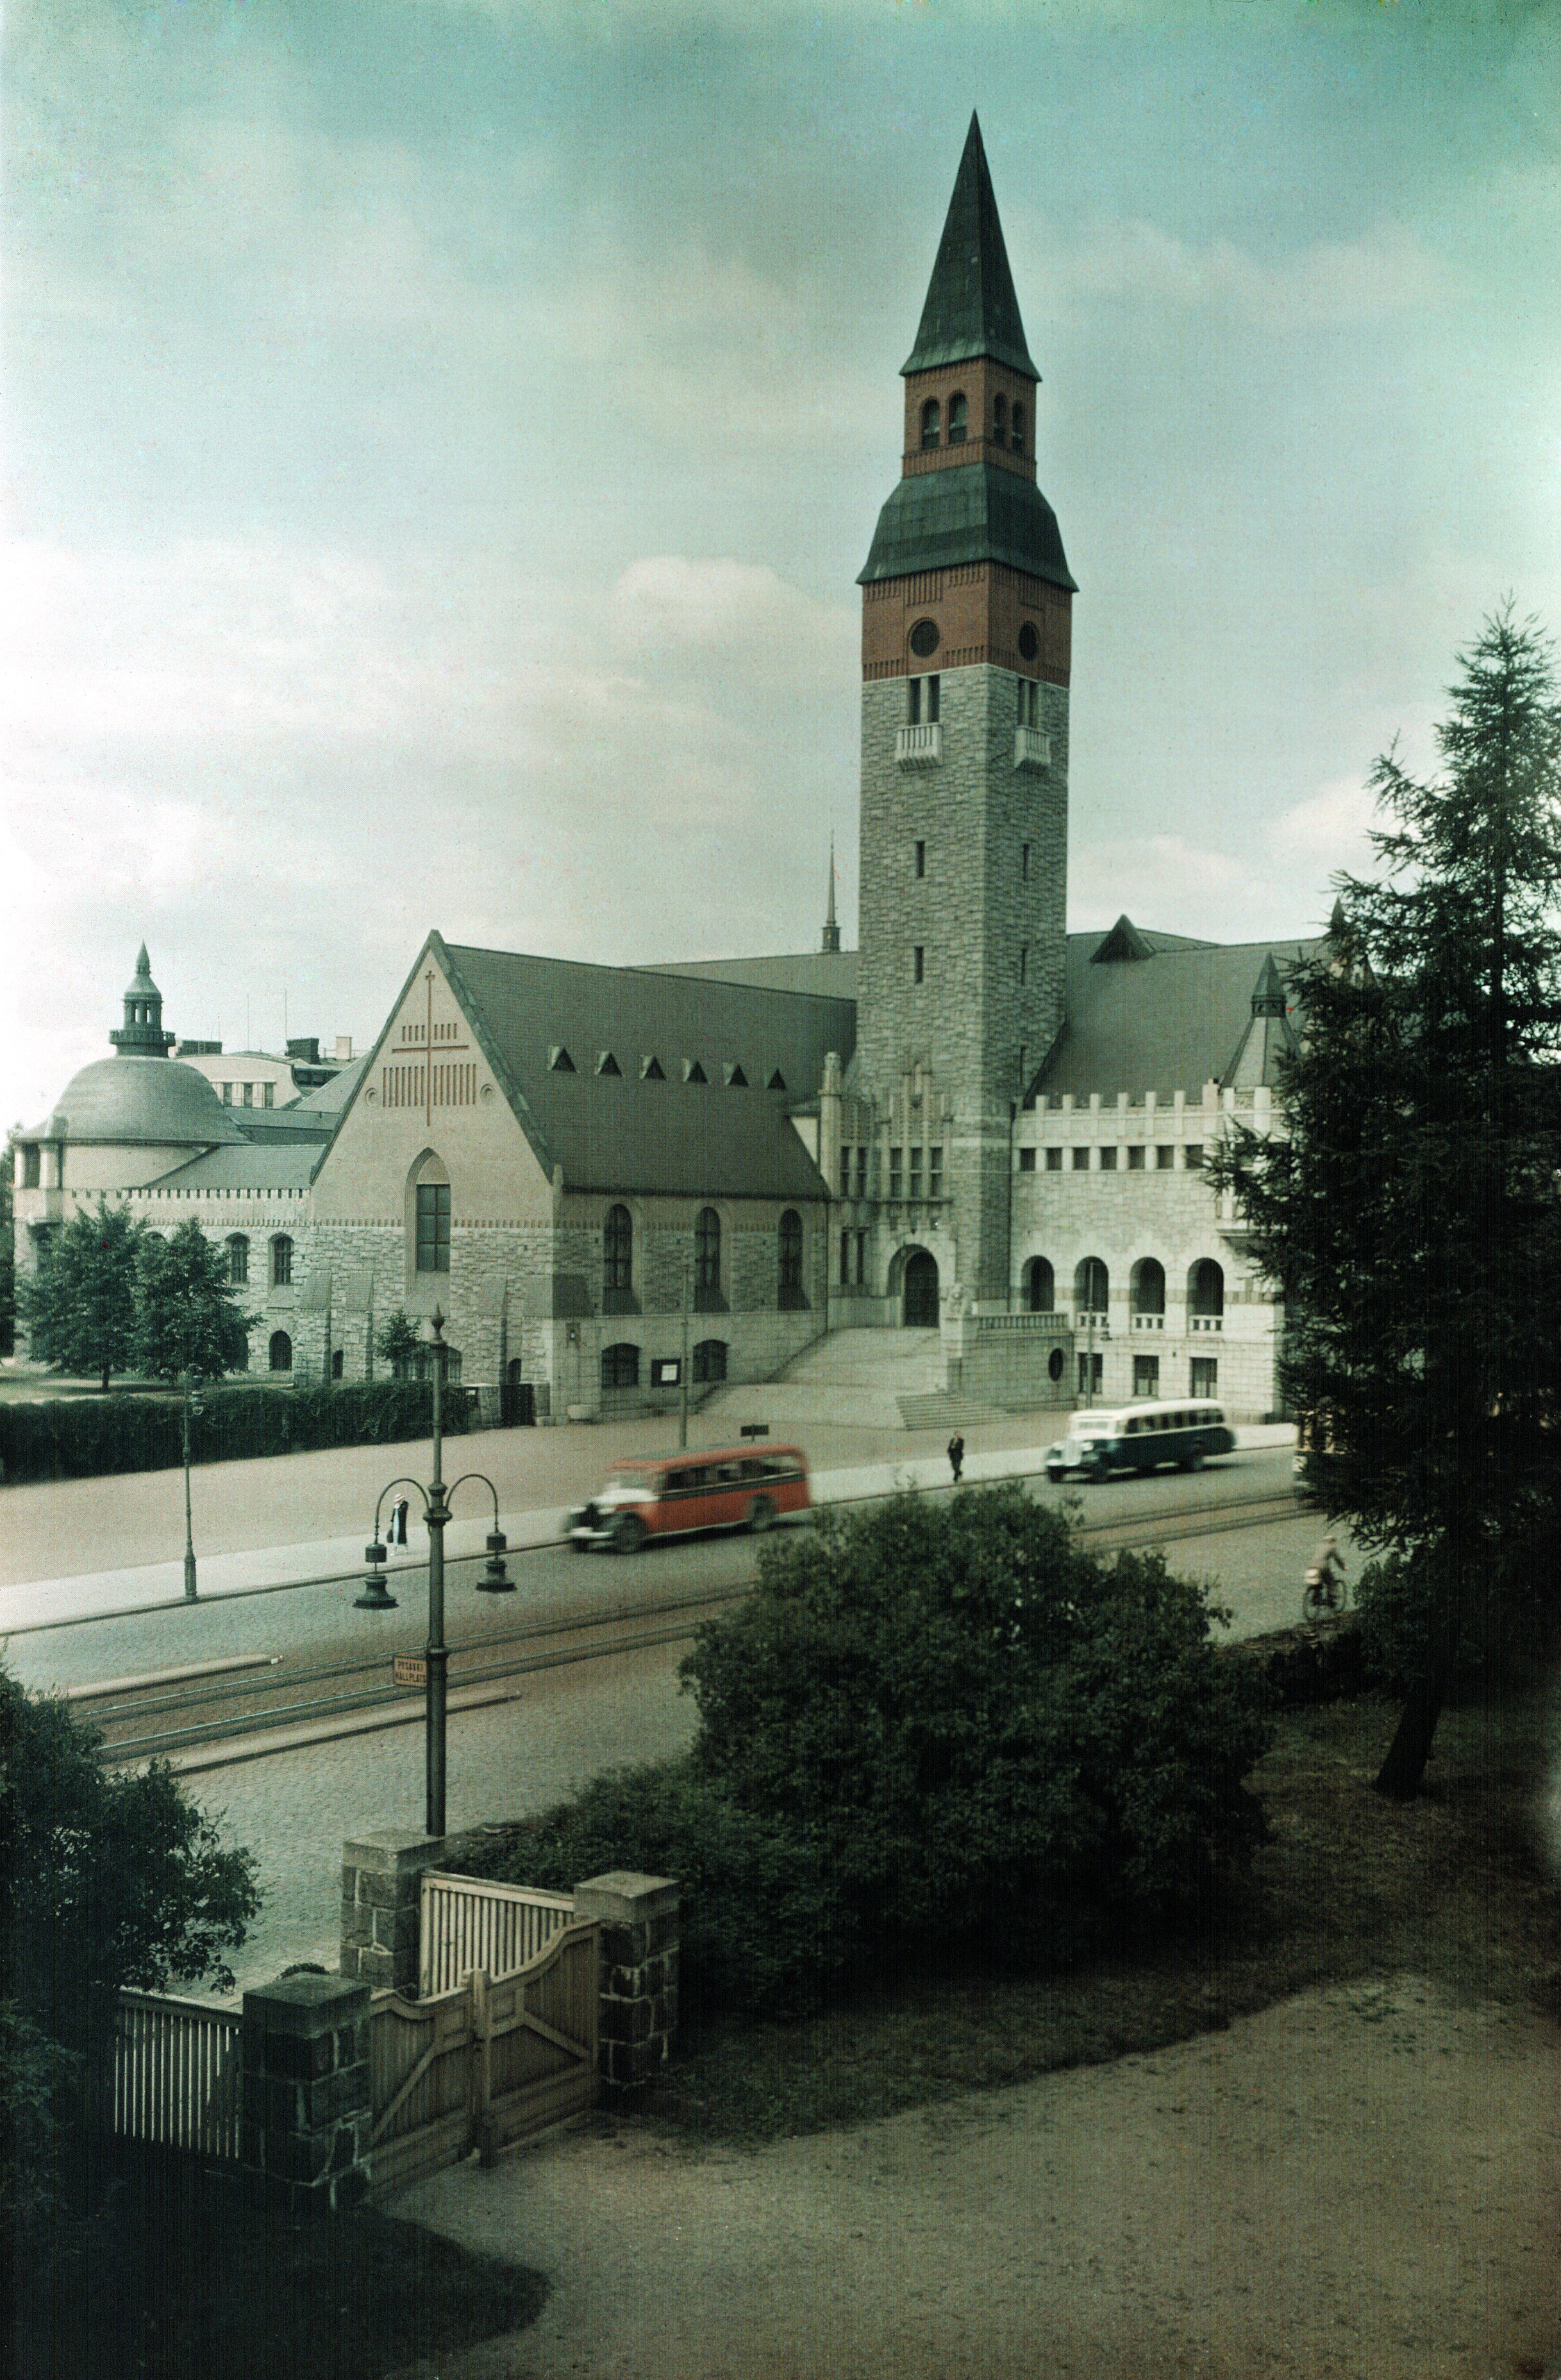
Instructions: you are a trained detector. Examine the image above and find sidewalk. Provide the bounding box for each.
[0,1418,1295,1634]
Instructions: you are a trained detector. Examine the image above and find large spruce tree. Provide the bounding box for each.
[1215,607,1561,1798]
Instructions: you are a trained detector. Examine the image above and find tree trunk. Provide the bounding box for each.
[100,1357,110,1395]
[1373,1586,1466,1800]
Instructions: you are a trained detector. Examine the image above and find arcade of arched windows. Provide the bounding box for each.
[1016,1253,1228,1333]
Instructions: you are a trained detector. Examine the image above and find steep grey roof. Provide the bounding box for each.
[139,1143,317,1194]
[902,115,1038,380]
[288,1053,369,1114]
[22,1057,247,1148]
[228,1108,335,1146]
[1032,935,1317,1104]
[858,462,1075,590]
[437,941,855,1200]
[650,950,860,1000]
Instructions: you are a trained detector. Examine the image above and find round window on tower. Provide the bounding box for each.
[1017,622,1039,662]
[909,617,940,659]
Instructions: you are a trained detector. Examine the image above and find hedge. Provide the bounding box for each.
[0,1380,470,1486]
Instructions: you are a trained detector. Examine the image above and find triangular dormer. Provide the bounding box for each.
[1090,915,1156,965]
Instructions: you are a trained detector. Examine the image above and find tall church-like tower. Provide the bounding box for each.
[855,115,1074,1308]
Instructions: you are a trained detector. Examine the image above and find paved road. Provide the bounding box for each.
[1,1446,1344,1995]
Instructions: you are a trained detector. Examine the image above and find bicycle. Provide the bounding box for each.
[1301,1560,1348,1624]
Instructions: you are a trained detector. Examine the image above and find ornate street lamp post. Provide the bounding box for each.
[181,1364,199,1602]
[355,1309,512,1837]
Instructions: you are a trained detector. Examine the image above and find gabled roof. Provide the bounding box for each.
[650,949,860,1000]
[442,941,853,1200]
[1032,934,1316,1103]
[903,115,1039,380]
[322,936,853,1203]
[138,1143,317,1194]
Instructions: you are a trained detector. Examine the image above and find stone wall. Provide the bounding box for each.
[856,664,1069,1302]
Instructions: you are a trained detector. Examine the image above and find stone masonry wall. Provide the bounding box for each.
[856,664,1069,1300]
[1010,1085,1285,1418]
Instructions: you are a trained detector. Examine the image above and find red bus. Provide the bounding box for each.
[565,1444,811,1554]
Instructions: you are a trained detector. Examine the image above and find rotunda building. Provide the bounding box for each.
[11,948,247,1340]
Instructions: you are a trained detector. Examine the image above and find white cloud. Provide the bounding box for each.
[1030,213,1453,336]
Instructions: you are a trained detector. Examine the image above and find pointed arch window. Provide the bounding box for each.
[271,1234,294,1288]
[604,1203,633,1305]
[694,1206,723,1309]
[1010,401,1024,453]
[992,393,1007,444]
[415,1184,450,1272]
[778,1209,807,1309]
[920,398,940,451]
[947,392,967,445]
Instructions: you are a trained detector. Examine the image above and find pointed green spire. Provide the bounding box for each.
[902,115,1038,381]
[1251,953,1288,1016]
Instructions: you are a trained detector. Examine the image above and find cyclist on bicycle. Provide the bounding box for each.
[1303,1536,1347,1619]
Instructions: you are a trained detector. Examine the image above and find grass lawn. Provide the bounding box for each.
[6,2158,547,2380]
[644,1688,1561,2143]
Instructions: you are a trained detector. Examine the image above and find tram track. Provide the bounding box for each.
[90,1482,1305,1767]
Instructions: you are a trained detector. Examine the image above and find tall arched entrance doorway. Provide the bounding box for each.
[903,1249,940,1327]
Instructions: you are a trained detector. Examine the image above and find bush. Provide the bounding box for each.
[467,1758,853,2015]
[463,1491,1274,2015]
[683,1488,1273,1961]
[0,1379,469,1486]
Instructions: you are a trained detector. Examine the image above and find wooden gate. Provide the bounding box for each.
[369,1921,599,2195]
[420,1871,575,1997]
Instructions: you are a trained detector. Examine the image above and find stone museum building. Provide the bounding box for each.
[12,120,1314,1423]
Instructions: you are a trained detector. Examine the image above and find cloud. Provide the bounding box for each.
[1030,213,1453,337]
[1269,776,1378,873]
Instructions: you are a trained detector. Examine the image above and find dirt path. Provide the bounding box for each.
[394,1975,1561,2380]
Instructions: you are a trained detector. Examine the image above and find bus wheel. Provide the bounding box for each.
[612,1514,646,1555]
[1183,1447,1204,1472]
[747,1495,776,1534]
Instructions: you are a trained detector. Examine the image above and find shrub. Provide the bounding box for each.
[0,1379,468,1486]
[469,1757,853,2015]
[683,1488,1273,1960]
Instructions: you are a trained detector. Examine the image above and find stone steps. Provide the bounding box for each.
[896,1392,1012,1431]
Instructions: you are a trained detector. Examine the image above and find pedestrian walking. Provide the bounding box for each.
[390,1496,410,1548]
[947,1432,965,1484]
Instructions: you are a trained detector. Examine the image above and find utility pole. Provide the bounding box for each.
[678,1260,691,1449]
[181,1361,198,1600]
[424,1309,450,1838]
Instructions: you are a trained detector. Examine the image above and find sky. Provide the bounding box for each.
[4,0,1560,1128]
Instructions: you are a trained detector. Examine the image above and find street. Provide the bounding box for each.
[1,1444,1337,1992]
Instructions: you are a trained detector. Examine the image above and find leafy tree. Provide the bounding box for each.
[1213,608,1561,1798]
[0,1668,260,2222]
[133,1218,255,1383]
[374,1307,421,1379]
[681,1488,1271,1957]
[17,1196,146,1391]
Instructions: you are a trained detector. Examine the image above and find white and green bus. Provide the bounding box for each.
[1044,1400,1235,1484]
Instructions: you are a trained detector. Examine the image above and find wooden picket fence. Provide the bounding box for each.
[369,1920,601,2195]
[104,1881,600,2193]
[419,1872,576,1997]
[112,1988,244,2163]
